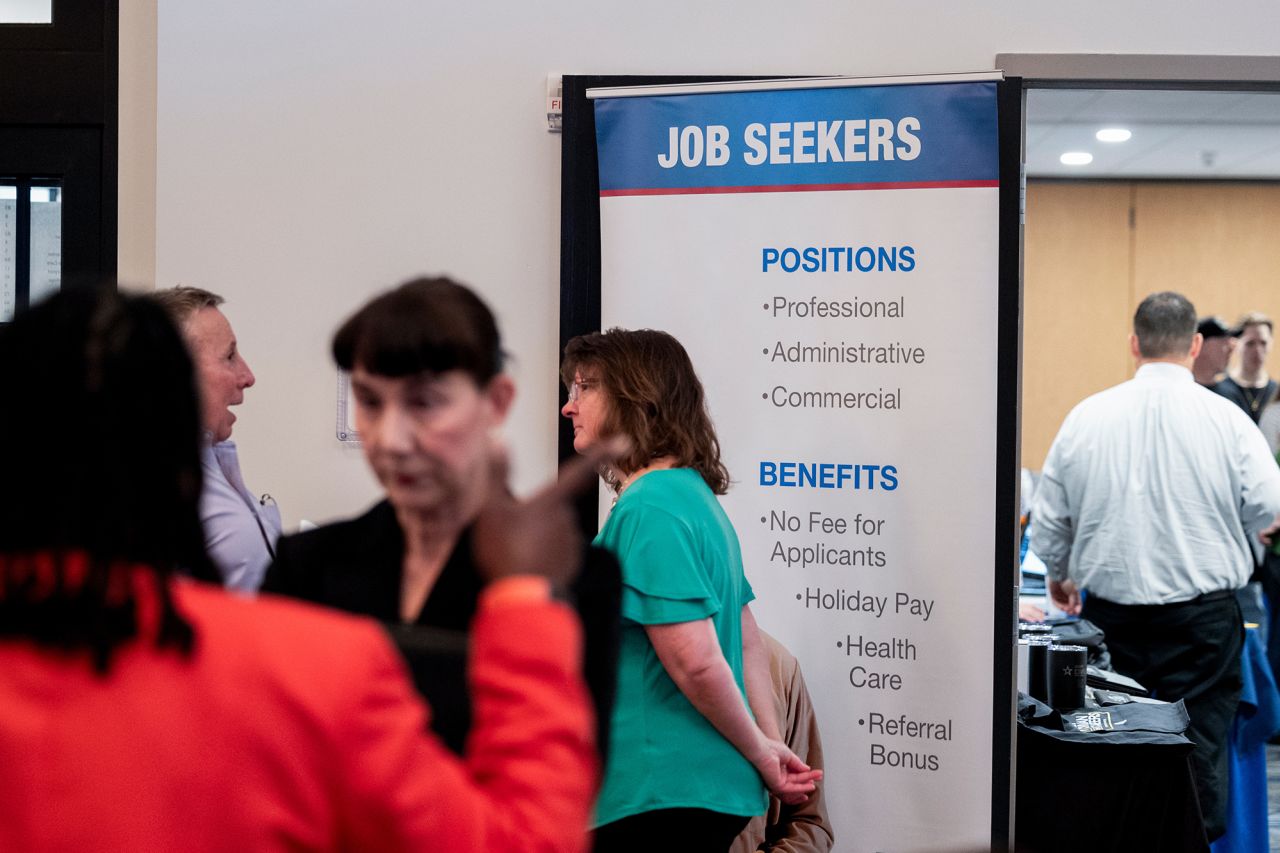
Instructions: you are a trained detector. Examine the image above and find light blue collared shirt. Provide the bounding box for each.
[199,438,283,592]
[1032,362,1280,605]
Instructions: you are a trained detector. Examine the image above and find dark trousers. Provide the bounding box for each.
[594,808,750,853]
[1083,591,1243,842]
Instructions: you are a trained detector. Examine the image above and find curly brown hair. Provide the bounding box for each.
[561,328,730,495]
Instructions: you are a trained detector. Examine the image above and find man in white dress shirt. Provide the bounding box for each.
[1032,291,1280,841]
[154,286,282,591]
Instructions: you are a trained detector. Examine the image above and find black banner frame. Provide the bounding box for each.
[558,73,1023,851]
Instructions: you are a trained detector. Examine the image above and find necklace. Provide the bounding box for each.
[1242,384,1271,414]
[611,458,677,505]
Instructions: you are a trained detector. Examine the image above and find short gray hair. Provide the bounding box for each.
[1133,291,1197,359]
[150,286,224,327]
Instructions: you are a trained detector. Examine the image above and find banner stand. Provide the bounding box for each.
[560,73,1022,851]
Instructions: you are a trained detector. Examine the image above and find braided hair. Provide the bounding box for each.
[0,288,213,672]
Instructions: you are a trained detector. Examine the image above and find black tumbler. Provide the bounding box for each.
[1047,643,1088,710]
[1026,636,1056,703]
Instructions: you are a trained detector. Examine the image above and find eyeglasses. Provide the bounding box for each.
[567,379,598,402]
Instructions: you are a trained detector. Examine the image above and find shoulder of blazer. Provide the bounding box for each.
[271,500,402,585]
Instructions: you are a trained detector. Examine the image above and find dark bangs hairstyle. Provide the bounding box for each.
[561,328,731,495]
[333,276,505,383]
[0,288,215,672]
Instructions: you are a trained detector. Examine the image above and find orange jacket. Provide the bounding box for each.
[0,577,596,852]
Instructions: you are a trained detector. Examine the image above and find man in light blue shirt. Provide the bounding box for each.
[154,287,282,591]
[1032,291,1280,841]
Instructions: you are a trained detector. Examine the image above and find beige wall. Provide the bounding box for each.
[117,0,156,289]
[135,1,1280,527]
[1023,180,1280,470]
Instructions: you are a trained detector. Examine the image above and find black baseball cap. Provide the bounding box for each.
[1197,316,1239,339]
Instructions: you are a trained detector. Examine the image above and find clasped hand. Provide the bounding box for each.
[753,738,823,806]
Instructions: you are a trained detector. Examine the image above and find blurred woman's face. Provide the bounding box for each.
[561,369,608,455]
[352,367,512,518]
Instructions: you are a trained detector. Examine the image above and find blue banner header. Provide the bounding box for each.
[593,81,999,195]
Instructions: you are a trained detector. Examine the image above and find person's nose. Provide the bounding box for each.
[561,397,576,418]
[379,404,415,454]
[238,355,256,389]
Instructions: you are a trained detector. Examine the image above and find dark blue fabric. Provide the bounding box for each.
[1212,628,1280,853]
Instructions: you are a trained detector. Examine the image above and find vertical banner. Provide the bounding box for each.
[590,75,1006,851]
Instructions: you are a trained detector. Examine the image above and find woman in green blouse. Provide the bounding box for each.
[561,328,821,852]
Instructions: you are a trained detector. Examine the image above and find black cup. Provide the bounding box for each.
[1027,636,1057,703]
[1047,644,1088,710]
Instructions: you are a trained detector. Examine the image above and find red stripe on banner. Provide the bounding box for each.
[600,180,999,197]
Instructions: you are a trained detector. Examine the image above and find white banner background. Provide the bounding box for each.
[597,91,1001,849]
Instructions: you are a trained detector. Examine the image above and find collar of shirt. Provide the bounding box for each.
[1134,362,1194,383]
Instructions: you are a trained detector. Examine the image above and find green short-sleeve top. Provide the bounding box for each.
[591,468,767,826]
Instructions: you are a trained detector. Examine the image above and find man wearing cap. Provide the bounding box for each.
[1214,312,1276,425]
[1032,291,1280,842]
[1192,316,1238,387]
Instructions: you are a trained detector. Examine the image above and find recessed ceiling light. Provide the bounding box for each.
[1060,152,1093,166]
[1096,128,1132,143]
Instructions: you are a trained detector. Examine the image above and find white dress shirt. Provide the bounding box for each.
[1032,362,1280,605]
[199,439,283,592]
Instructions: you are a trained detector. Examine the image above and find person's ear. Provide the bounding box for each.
[1188,332,1204,360]
[484,374,516,424]
[1128,334,1142,360]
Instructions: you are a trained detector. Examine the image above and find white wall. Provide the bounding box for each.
[151,1,1280,527]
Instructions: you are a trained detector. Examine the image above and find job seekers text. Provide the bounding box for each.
[657,118,922,168]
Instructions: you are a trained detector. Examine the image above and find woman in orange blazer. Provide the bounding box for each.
[0,288,607,852]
